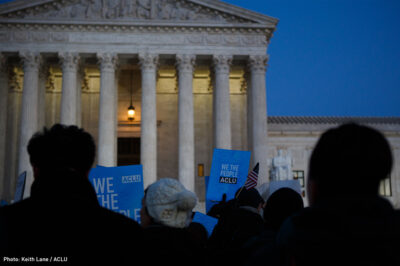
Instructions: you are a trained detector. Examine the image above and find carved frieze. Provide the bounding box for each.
[0,25,268,49]
[186,34,204,45]
[3,30,69,43]
[1,0,254,24]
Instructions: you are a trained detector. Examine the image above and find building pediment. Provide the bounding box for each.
[0,0,278,28]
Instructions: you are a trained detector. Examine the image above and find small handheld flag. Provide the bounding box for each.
[244,162,259,190]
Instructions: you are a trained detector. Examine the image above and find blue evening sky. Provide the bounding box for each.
[224,0,400,117]
[1,0,399,116]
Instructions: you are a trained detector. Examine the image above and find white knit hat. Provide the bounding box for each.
[145,178,198,228]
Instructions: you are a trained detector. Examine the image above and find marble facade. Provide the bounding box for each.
[0,0,278,199]
[267,117,400,208]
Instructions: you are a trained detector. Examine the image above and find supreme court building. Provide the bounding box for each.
[0,0,277,199]
[0,0,399,208]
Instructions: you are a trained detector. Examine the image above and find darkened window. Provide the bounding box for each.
[293,170,305,188]
[379,175,392,197]
[117,138,140,166]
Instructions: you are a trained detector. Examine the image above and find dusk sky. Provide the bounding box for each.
[225,0,400,117]
[1,0,399,117]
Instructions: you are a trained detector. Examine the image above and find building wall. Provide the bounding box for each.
[2,65,399,209]
[267,129,400,208]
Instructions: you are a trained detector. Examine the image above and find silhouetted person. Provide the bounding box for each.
[0,124,143,264]
[243,188,304,266]
[207,193,231,219]
[263,187,304,231]
[140,178,204,266]
[208,187,264,266]
[277,123,400,266]
[187,221,208,249]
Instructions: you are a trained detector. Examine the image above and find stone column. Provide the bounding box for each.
[213,55,232,149]
[176,54,196,192]
[245,70,253,153]
[18,51,41,197]
[113,68,121,165]
[76,63,85,127]
[0,54,8,199]
[4,66,22,201]
[139,53,158,189]
[97,53,118,167]
[59,52,80,125]
[37,64,48,130]
[248,55,269,185]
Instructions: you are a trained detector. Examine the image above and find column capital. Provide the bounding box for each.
[248,55,269,73]
[176,54,196,73]
[59,52,80,72]
[97,53,118,72]
[213,54,232,73]
[19,51,41,72]
[139,53,159,71]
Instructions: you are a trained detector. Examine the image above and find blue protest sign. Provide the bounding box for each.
[14,171,26,203]
[204,176,210,194]
[192,212,218,237]
[206,149,251,213]
[89,165,144,223]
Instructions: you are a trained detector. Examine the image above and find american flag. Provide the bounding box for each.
[244,163,259,190]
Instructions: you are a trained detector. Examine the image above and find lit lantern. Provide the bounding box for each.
[127,104,135,121]
[127,72,135,121]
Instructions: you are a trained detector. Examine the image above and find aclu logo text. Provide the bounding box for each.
[121,175,141,183]
[219,176,237,184]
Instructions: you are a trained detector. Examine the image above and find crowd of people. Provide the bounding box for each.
[0,123,399,265]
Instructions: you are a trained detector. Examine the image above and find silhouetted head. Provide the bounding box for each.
[187,221,208,247]
[27,124,96,179]
[235,187,264,209]
[264,187,304,231]
[308,123,392,204]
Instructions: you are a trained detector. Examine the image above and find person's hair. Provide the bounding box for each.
[309,123,392,197]
[263,188,304,231]
[27,124,95,176]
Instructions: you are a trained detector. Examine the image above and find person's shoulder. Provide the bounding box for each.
[276,207,318,245]
[0,198,34,218]
[393,209,400,228]
[98,206,139,224]
[0,199,35,245]
[235,207,264,223]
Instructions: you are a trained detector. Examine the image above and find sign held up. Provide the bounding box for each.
[206,149,251,213]
[89,165,144,223]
